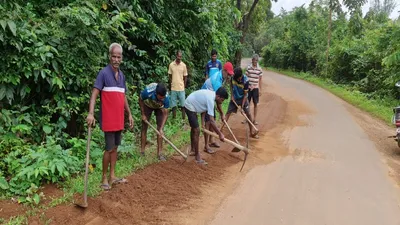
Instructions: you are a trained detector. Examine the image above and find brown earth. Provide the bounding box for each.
[1,82,307,224]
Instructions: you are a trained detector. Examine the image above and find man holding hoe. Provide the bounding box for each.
[184,87,229,164]
[139,83,170,161]
[225,67,259,139]
[201,62,234,153]
[86,43,134,191]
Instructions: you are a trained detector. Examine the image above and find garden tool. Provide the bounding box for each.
[203,129,249,154]
[232,101,259,134]
[144,120,187,160]
[75,126,92,209]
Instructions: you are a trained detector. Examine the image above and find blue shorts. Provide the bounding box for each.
[170,91,185,108]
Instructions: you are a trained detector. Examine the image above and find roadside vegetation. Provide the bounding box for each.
[244,0,400,125]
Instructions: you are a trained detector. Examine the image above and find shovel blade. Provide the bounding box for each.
[231,147,241,152]
[74,202,88,208]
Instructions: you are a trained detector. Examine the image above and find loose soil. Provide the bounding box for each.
[1,60,316,225]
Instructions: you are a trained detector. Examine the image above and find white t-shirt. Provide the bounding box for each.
[184,89,216,116]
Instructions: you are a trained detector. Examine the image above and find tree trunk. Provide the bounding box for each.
[325,7,332,76]
[234,35,246,67]
[234,0,259,68]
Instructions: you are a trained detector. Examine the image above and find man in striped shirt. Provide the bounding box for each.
[246,54,263,125]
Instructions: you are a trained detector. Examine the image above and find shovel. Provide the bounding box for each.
[222,121,241,153]
[232,101,259,134]
[144,120,188,160]
[75,126,92,209]
[203,129,249,154]
[239,123,250,172]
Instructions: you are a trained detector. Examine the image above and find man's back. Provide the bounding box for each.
[184,89,216,116]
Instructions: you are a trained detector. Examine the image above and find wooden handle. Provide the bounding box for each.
[144,120,187,159]
[232,100,259,133]
[83,126,92,205]
[223,121,239,144]
[203,129,249,153]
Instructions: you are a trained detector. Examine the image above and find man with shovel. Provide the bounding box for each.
[225,67,259,139]
[139,83,170,161]
[86,43,134,191]
[184,87,228,165]
[201,62,234,153]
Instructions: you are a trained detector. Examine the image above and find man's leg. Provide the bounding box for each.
[109,147,118,181]
[253,88,259,125]
[253,104,258,124]
[101,150,111,187]
[155,109,165,161]
[244,90,253,124]
[179,91,186,120]
[185,108,195,154]
[203,116,215,154]
[140,106,152,155]
[225,99,238,124]
[109,131,127,184]
[102,131,120,189]
[171,91,177,119]
[101,132,114,188]
[185,108,205,163]
[244,103,258,138]
[140,121,148,155]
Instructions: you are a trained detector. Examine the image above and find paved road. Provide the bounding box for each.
[209,62,400,225]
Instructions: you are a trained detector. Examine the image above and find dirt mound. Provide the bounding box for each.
[2,91,291,225]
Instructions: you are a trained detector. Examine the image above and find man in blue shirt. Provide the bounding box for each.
[201,62,234,152]
[205,49,223,80]
[139,83,170,161]
[225,68,259,139]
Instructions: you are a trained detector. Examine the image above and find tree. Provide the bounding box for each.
[234,0,276,67]
[370,0,397,17]
[325,0,367,74]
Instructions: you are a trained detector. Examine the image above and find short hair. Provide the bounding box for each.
[156,83,167,96]
[233,67,243,81]
[109,43,123,54]
[176,50,182,56]
[211,49,218,56]
[252,54,259,61]
[216,87,229,99]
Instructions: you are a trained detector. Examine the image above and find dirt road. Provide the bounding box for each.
[209,61,400,225]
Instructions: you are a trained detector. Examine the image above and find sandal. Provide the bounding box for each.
[254,121,259,125]
[204,148,216,154]
[100,184,111,191]
[209,142,220,148]
[189,151,196,156]
[158,155,167,161]
[110,178,128,185]
[251,134,260,139]
[196,159,208,165]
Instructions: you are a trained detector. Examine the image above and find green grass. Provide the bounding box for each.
[3,91,231,225]
[4,215,27,225]
[64,117,191,198]
[267,67,397,126]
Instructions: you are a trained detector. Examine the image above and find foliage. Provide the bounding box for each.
[259,1,400,101]
[0,0,240,203]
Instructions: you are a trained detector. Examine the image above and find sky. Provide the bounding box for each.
[271,0,400,19]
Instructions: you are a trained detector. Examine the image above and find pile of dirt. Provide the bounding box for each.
[2,90,295,225]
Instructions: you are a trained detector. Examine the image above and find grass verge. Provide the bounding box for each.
[3,95,231,225]
[267,67,397,126]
